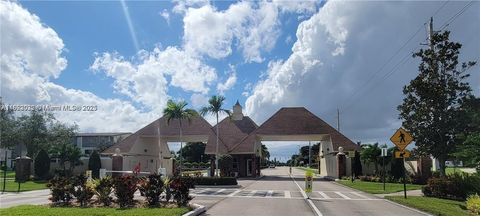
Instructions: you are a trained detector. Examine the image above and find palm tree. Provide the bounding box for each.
[261,144,270,166]
[163,99,197,174]
[200,95,231,176]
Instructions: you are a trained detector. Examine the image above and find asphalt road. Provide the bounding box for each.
[193,167,431,216]
[0,167,431,216]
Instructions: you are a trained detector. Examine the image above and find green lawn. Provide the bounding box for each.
[338,180,422,194]
[445,167,466,175]
[0,179,48,192]
[0,205,190,216]
[386,196,474,216]
[0,170,15,178]
[296,167,319,174]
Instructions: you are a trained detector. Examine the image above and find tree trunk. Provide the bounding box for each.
[179,119,183,175]
[438,157,446,177]
[215,113,219,177]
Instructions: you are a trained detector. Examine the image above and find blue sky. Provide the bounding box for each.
[1,0,479,161]
[19,0,305,109]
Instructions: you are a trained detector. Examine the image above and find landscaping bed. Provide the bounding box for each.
[385,196,474,216]
[0,205,189,216]
[338,180,422,194]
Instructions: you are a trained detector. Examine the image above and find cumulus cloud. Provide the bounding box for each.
[0,1,157,132]
[159,9,170,25]
[246,1,480,143]
[217,65,237,94]
[190,93,208,109]
[183,1,318,63]
[90,46,217,112]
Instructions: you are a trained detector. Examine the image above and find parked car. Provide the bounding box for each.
[268,164,276,168]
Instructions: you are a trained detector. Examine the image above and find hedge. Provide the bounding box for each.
[187,177,238,186]
[422,173,480,201]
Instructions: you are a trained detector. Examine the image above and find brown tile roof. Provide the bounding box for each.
[103,115,214,154]
[235,107,359,152]
[205,116,258,154]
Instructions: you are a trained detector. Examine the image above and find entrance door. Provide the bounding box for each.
[246,159,252,176]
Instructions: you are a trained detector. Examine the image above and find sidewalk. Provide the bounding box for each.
[375,189,423,198]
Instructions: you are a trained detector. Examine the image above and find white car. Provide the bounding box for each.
[268,164,276,168]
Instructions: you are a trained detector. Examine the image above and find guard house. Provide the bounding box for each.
[205,101,259,177]
[104,102,359,178]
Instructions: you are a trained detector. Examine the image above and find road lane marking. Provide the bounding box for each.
[335,192,351,199]
[290,174,323,216]
[284,190,291,198]
[318,192,330,199]
[213,189,226,195]
[266,190,273,197]
[228,189,242,197]
[247,190,257,197]
[351,192,370,199]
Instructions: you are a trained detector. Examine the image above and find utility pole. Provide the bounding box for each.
[337,108,340,132]
[429,17,434,51]
[308,141,311,168]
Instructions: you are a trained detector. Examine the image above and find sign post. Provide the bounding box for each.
[390,127,414,199]
[381,147,388,191]
[305,171,313,199]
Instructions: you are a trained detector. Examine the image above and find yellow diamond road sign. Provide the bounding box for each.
[390,127,413,151]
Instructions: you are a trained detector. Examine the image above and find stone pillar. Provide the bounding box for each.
[15,157,32,182]
[112,148,123,177]
[336,147,346,179]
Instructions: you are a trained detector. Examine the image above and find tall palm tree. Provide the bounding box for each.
[261,144,270,166]
[163,99,197,174]
[200,95,231,177]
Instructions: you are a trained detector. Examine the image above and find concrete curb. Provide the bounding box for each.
[183,203,206,216]
[195,185,242,188]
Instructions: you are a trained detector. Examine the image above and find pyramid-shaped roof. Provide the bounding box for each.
[234,107,359,151]
[104,115,214,154]
[205,116,258,154]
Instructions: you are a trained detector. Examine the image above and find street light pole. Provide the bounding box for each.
[308,141,311,168]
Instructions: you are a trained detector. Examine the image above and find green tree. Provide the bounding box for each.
[34,149,50,179]
[0,99,21,150]
[353,150,363,176]
[17,110,53,157]
[199,95,231,176]
[398,30,476,176]
[260,144,270,166]
[48,122,80,174]
[218,154,233,177]
[163,99,197,174]
[453,97,480,168]
[88,151,102,178]
[179,142,211,163]
[360,143,381,174]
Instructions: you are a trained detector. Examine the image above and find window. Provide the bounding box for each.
[233,158,239,171]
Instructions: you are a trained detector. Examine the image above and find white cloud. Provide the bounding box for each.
[0,0,67,79]
[91,46,217,111]
[172,0,209,14]
[246,1,480,143]
[0,1,158,132]
[159,9,170,25]
[190,93,208,109]
[216,65,237,94]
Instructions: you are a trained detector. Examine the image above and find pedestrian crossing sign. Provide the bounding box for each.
[390,127,413,151]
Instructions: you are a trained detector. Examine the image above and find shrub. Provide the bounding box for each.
[170,176,195,206]
[71,174,94,207]
[138,174,164,206]
[423,173,480,200]
[466,194,480,215]
[163,177,172,202]
[353,150,363,176]
[88,151,101,179]
[113,175,137,208]
[47,175,74,206]
[93,177,114,206]
[190,177,238,186]
[34,149,50,180]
